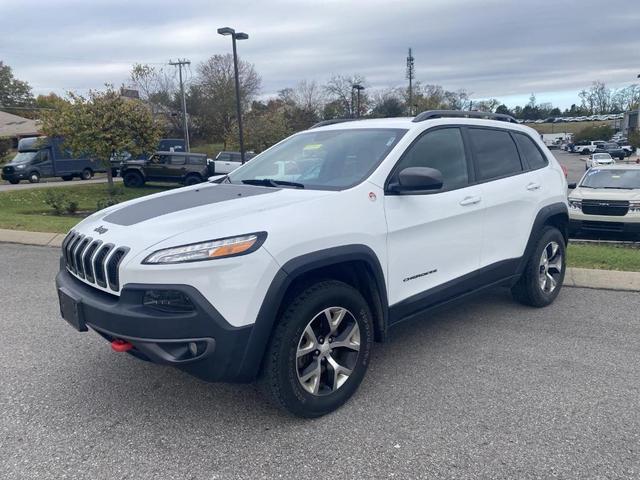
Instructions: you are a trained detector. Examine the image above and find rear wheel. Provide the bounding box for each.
[184,174,202,186]
[61,175,73,181]
[512,226,566,307]
[262,280,373,418]
[9,179,19,185]
[123,171,144,188]
[28,171,40,183]
[81,168,92,180]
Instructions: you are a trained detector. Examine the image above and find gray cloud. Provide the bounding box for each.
[2,0,638,108]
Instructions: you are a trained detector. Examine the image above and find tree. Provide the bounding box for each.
[0,61,34,111]
[278,81,324,131]
[370,89,405,117]
[324,74,367,118]
[193,54,261,146]
[472,98,500,113]
[41,85,163,188]
[227,100,291,153]
[572,124,614,143]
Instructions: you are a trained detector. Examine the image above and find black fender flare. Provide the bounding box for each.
[235,244,388,381]
[516,202,568,275]
[121,167,145,179]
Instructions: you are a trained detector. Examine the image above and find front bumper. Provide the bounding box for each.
[55,265,254,382]
[2,171,27,181]
[569,218,640,235]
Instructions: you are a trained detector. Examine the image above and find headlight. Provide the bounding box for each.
[143,232,267,264]
[15,164,25,169]
[630,201,640,213]
[568,198,582,210]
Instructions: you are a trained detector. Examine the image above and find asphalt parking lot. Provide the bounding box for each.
[2,244,640,479]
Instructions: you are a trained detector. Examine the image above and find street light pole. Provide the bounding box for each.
[352,84,365,118]
[218,27,249,163]
[169,59,191,151]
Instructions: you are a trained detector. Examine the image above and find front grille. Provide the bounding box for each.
[63,231,129,292]
[581,200,629,217]
[3,166,14,174]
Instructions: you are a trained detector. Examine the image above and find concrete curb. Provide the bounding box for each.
[1,229,639,292]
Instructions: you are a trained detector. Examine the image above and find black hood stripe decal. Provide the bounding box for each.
[103,184,277,226]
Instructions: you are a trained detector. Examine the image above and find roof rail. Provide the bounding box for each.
[412,110,518,124]
[309,118,362,129]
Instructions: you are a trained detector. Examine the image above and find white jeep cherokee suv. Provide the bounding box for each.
[56,111,569,417]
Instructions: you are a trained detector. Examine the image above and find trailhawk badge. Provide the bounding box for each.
[93,225,108,235]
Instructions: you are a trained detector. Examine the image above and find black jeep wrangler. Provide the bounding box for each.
[121,152,213,187]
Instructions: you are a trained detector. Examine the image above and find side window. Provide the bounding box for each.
[468,128,522,181]
[187,156,205,165]
[170,155,186,165]
[217,153,230,161]
[394,127,469,190]
[513,133,548,170]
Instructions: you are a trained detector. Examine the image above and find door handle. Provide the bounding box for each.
[459,196,481,206]
[526,182,541,191]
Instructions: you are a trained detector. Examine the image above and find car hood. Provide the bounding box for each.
[570,187,640,201]
[75,182,333,248]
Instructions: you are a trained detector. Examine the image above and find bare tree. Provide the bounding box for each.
[324,74,367,117]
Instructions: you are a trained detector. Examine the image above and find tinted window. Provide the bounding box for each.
[217,153,230,161]
[170,155,186,165]
[394,128,468,190]
[469,128,522,180]
[513,133,548,170]
[187,156,205,165]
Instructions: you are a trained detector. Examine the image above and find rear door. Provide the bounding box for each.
[384,127,484,308]
[169,154,187,180]
[467,127,540,269]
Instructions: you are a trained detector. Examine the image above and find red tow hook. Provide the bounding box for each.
[111,339,133,352]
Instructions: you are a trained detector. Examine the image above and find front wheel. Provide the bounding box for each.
[28,172,40,183]
[262,280,373,418]
[123,171,144,188]
[512,226,566,307]
[81,168,93,180]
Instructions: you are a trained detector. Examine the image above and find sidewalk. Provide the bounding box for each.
[1,228,639,292]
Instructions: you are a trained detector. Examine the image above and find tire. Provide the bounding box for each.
[123,171,144,188]
[262,280,373,418]
[111,168,119,178]
[28,171,40,183]
[61,176,73,181]
[511,226,566,308]
[81,168,93,180]
[184,174,202,186]
[9,179,19,185]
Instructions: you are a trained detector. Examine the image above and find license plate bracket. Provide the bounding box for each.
[57,287,87,332]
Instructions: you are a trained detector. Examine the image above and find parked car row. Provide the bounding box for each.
[519,113,624,124]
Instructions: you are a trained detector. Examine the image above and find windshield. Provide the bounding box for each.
[227,128,407,190]
[581,169,640,189]
[8,151,37,165]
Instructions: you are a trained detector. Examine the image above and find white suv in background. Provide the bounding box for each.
[56,111,569,417]
[586,153,616,170]
[569,165,640,236]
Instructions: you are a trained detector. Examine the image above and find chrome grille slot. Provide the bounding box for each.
[83,241,102,283]
[74,237,91,279]
[106,248,129,291]
[61,231,76,266]
[93,244,114,288]
[67,234,84,273]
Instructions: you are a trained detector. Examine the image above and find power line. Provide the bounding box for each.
[169,59,191,151]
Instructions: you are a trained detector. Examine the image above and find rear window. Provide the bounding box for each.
[468,128,522,181]
[187,156,206,165]
[513,133,548,170]
[170,155,186,165]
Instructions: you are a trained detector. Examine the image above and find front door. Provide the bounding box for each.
[384,127,484,312]
[145,154,170,181]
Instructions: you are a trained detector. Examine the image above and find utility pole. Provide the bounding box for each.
[169,59,191,151]
[406,48,414,116]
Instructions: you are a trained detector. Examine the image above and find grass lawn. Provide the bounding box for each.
[529,120,613,135]
[568,243,640,272]
[0,183,173,233]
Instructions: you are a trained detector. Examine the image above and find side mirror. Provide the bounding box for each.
[389,167,443,193]
[568,182,577,189]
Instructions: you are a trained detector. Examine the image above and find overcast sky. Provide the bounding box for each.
[2,0,638,109]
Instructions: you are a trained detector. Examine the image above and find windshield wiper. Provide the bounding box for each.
[241,179,305,189]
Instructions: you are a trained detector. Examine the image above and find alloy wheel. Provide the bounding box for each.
[539,241,562,294]
[296,307,360,396]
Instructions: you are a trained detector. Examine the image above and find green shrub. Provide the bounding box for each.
[66,200,79,215]
[96,197,120,211]
[0,137,11,158]
[43,190,69,215]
